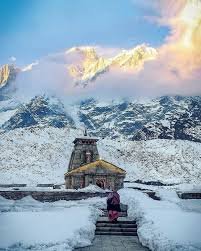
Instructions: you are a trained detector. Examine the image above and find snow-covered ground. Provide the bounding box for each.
[1,188,201,251]
[0,195,106,250]
[0,126,201,185]
[119,188,201,251]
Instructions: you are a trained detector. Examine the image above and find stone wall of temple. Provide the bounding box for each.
[65,169,125,190]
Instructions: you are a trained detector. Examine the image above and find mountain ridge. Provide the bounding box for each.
[0,94,200,143]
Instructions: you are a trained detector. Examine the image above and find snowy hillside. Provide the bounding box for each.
[0,126,200,185]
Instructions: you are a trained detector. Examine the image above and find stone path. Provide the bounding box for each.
[75,205,149,251]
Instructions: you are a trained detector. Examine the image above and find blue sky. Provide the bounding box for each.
[0,0,169,65]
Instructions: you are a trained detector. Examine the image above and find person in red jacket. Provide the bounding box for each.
[107,191,121,222]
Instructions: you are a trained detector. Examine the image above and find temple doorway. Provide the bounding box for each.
[96,179,105,189]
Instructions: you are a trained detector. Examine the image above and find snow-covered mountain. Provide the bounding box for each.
[1,96,75,131]
[78,96,201,142]
[0,45,157,91]
[0,62,200,184]
[67,45,157,86]
[0,93,200,184]
[0,95,201,142]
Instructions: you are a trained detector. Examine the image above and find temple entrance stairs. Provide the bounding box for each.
[96,204,137,236]
[75,204,149,250]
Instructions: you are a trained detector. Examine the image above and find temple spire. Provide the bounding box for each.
[84,128,88,137]
[68,129,99,171]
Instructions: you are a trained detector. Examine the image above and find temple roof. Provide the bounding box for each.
[73,129,98,144]
[65,159,126,176]
[73,136,99,144]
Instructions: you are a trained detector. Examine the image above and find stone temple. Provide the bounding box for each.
[64,131,126,190]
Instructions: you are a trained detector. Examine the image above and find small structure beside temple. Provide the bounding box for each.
[64,131,126,190]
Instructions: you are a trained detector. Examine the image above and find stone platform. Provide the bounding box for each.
[75,235,148,251]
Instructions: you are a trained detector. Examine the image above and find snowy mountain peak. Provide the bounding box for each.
[67,46,99,60]
[67,45,157,86]
[111,44,157,69]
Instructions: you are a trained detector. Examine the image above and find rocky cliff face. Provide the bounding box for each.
[0,64,18,88]
[78,96,201,142]
[0,64,19,101]
[1,95,75,130]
